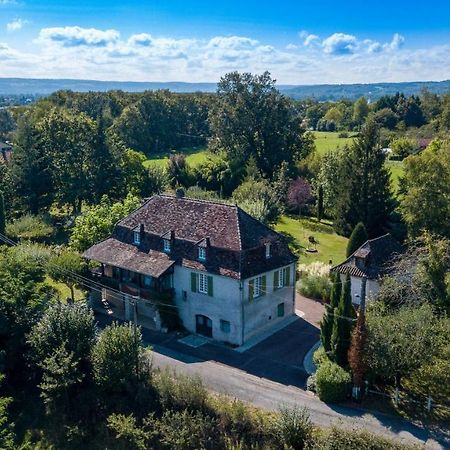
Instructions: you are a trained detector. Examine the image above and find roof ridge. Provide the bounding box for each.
[235,206,243,251]
[158,193,233,208]
[367,233,391,244]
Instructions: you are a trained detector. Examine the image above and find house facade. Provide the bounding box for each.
[330,234,402,305]
[84,193,297,346]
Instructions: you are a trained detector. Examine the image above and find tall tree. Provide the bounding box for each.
[9,114,54,214]
[334,119,394,237]
[37,108,96,212]
[287,177,312,216]
[348,307,367,392]
[316,184,324,222]
[330,273,356,367]
[352,97,369,129]
[85,117,119,203]
[0,191,5,236]
[209,71,312,178]
[320,272,341,354]
[400,139,450,238]
[346,222,368,257]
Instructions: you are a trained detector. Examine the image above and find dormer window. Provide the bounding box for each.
[265,243,272,259]
[163,239,171,253]
[133,230,141,245]
[198,246,206,262]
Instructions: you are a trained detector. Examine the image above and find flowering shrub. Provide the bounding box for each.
[297,262,332,301]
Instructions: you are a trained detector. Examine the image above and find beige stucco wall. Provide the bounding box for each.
[173,261,296,346]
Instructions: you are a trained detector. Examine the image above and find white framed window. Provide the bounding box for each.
[133,231,140,245]
[198,272,208,294]
[265,243,271,259]
[254,276,262,298]
[278,268,287,288]
[198,246,206,261]
[220,320,231,333]
[163,239,171,253]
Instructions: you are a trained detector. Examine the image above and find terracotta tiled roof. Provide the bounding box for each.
[84,238,175,278]
[84,194,297,280]
[331,233,403,279]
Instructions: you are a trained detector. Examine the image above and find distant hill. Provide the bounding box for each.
[0,77,449,101]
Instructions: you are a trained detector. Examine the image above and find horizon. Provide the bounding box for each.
[0,0,449,84]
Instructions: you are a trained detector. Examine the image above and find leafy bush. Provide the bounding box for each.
[297,262,332,301]
[306,374,317,393]
[315,360,351,403]
[318,425,419,450]
[69,194,140,251]
[153,369,208,413]
[273,405,312,450]
[313,346,328,368]
[6,214,54,241]
[338,131,349,138]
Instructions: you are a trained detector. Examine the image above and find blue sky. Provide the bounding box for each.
[0,0,449,83]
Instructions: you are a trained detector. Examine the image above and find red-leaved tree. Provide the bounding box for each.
[287,177,312,216]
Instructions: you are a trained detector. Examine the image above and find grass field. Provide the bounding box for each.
[312,131,355,155]
[143,146,211,169]
[275,215,348,266]
[386,160,404,195]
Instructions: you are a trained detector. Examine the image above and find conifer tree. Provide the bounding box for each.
[346,222,368,257]
[330,273,356,367]
[334,119,393,238]
[0,191,5,236]
[317,184,324,222]
[320,272,341,354]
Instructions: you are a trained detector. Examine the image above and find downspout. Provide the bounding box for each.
[239,249,245,346]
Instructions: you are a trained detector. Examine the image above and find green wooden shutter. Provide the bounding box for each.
[286,266,291,286]
[273,271,279,290]
[191,272,197,292]
[207,276,213,297]
[262,275,266,295]
[248,279,254,302]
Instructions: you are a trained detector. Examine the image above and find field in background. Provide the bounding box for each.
[312,131,355,155]
[275,215,348,266]
[143,146,211,169]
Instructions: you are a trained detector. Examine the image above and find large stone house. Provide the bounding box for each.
[330,234,402,305]
[84,193,297,346]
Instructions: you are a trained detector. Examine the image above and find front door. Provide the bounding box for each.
[195,315,212,338]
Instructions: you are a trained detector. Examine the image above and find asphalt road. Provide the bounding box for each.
[150,344,447,450]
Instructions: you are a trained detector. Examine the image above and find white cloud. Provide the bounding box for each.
[383,33,405,51]
[38,26,120,47]
[322,33,358,55]
[0,0,17,4]
[7,18,28,32]
[1,26,448,85]
[303,34,319,47]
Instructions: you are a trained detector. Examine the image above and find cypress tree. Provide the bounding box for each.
[0,191,5,235]
[317,184,324,222]
[330,273,356,367]
[346,222,368,257]
[320,272,342,354]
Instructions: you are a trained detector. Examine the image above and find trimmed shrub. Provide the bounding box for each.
[315,360,351,403]
[273,405,312,450]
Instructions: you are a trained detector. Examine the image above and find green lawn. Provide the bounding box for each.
[45,275,86,302]
[312,131,355,155]
[386,160,404,195]
[143,146,212,169]
[275,215,348,266]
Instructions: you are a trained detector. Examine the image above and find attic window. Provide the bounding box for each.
[198,247,206,262]
[133,230,141,245]
[163,239,171,253]
[265,243,272,259]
